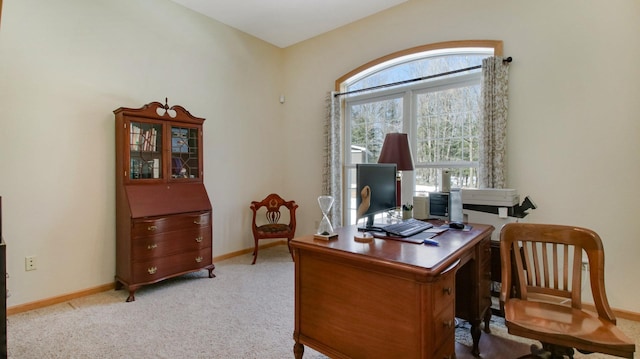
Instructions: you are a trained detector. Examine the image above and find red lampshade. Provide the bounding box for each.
[378,133,414,171]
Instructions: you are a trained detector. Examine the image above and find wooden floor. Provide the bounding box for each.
[455,332,532,359]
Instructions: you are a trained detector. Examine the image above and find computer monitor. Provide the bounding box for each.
[428,192,449,220]
[356,163,397,228]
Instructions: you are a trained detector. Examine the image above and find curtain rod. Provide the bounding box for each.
[334,56,512,98]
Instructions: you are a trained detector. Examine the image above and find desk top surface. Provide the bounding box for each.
[291,223,493,275]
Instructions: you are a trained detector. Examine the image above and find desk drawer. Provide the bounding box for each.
[433,302,455,350]
[132,248,212,283]
[479,236,491,262]
[131,228,211,261]
[132,212,210,237]
[433,266,456,315]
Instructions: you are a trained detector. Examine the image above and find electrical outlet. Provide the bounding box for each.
[581,261,589,272]
[25,256,37,271]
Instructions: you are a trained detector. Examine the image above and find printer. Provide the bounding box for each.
[460,188,536,241]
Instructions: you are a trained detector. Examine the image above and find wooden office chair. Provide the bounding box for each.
[499,223,635,359]
[250,193,298,265]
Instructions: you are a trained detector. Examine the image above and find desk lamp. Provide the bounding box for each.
[378,133,414,208]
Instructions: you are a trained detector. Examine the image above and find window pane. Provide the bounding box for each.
[171,126,200,179]
[414,83,480,192]
[415,167,477,196]
[349,97,403,164]
[416,84,480,164]
[130,122,162,180]
[348,54,486,93]
[346,167,357,225]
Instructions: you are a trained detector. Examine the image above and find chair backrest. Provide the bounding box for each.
[250,193,297,228]
[500,223,616,323]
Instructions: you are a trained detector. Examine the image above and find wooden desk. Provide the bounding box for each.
[291,224,493,359]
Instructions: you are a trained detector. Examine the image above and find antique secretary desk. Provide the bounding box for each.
[114,100,215,302]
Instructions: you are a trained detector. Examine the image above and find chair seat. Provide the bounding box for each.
[505,299,635,358]
[256,223,291,235]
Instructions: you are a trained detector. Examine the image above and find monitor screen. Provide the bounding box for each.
[428,192,449,220]
[356,163,397,228]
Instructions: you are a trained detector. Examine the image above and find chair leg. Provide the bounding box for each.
[252,238,259,265]
[287,238,294,261]
[483,304,492,334]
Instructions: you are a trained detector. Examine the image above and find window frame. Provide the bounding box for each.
[337,41,503,225]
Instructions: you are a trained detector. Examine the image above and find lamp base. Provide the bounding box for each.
[354,232,374,243]
[396,173,401,208]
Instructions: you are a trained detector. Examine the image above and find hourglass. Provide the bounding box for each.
[314,195,337,240]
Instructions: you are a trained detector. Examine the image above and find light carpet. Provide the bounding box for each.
[7,245,639,358]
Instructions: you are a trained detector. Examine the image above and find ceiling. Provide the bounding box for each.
[169,0,408,48]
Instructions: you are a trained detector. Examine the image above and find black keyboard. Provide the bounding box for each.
[382,218,433,237]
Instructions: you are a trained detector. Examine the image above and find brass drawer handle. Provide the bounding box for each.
[195,256,203,263]
[147,244,158,250]
[147,266,157,275]
[194,220,204,225]
[443,320,453,329]
[195,236,203,243]
[147,225,157,231]
[443,287,452,295]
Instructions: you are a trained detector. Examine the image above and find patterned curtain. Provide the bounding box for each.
[323,92,342,227]
[479,57,510,189]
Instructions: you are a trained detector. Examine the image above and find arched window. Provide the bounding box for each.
[338,41,502,225]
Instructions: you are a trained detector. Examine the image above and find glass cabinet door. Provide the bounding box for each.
[129,121,163,180]
[170,125,200,179]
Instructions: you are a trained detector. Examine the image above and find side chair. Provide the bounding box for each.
[249,193,298,265]
[499,223,635,359]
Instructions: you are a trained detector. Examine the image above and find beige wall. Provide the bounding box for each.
[283,0,640,313]
[0,0,285,306]
[1,0,639,314]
